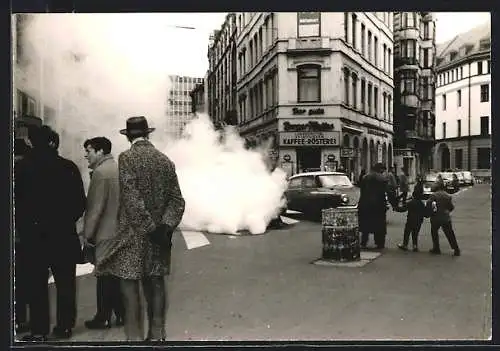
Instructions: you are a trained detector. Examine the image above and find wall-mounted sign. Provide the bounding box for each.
[283,121,335,132]
[327,154,335,161]
[395,149,413,157]
[367,129,388,138]
[377,144,383,162]
[292,107,325,116]
[283,154,291,162]
[279,131,340,147]
[340,148,357,158]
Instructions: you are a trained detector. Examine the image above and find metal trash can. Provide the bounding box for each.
[321,206,360,262]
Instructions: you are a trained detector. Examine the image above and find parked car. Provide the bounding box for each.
[453,171,466,186]
[461,171,475,186]
[441,172,460,193]
[423,172,459,198]
[284,171,360,216]
[423,173,439,199]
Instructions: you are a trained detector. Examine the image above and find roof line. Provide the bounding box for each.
[439,35,459,56]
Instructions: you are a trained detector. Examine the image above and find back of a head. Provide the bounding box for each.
[84,137,112,155]
[372,162,385,173]
[30,125,53,150]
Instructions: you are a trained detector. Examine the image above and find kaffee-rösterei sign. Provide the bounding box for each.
[279,131,340,147]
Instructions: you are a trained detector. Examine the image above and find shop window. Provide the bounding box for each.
[298,65,321,103]
[477,148,491,169]
[298,12,320,37]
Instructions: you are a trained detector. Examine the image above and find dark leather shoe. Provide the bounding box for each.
[397,244,408,251]
[84,318,111,330]
[20,334,48,342]
[429,248,441,255]
[51,326,72,339]
[453,249,461,257]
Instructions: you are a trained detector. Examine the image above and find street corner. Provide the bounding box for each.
[311,250,382,268]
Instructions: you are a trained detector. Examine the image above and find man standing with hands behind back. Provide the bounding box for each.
[81,137,125,330]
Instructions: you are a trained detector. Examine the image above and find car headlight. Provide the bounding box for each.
[340,194,349,204]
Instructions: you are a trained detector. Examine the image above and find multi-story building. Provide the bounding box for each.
[393,12,437,181]
[207,13,238,130]
[233,12,394,178]
[190,82,206,114]
[166,75,204,139]
[434,21,491,178]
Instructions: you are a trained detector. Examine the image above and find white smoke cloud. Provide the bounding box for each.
[17,14,288,234]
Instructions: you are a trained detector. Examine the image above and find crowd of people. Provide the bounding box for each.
[15,116,185,342]
[356,163,461,256]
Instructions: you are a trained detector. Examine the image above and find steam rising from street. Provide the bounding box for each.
[18,14,288,234]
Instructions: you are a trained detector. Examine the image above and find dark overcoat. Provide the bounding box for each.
[357,171,388,235]
[15,148,86,263]
[96,140,185,280]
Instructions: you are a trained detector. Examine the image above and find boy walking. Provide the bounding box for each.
[397,176,425,252]
[426,182,461,256]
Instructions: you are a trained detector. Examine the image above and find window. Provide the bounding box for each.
[344,13,348,41]
[477,148,491,169]
[289,177,302,188]
[480,116,489,136]
[455,149,463,169]
[297,65,321,102]
[442,122,446,139]
[387,48,391,75]
[383,92,387,119]
[298,12,321,37]
[374,36,378,65]
[401,39,416,59]
[302,176,317,188]
[367,83,372,115]
[478,61,483,75]
[442,94,447,110]
[457,120,461,137]
[352,74,358,109]
[403,12,416,27]
[361,80,366,113]
[423,48,429,68]
[457,90,461,107]
[352,13,357,49]
[401,71,417,95]
[373,87,378,117]
[479,38,491,51]
[367,31,372,62]
[388,95,392,121]
[480,84,489,102]
[343,68,350,105]
[361,24,366,56]
[423,21,430,39]
[487,60,490,74]
[383,44,387,72]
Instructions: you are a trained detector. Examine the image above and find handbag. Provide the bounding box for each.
[148,223,173,248]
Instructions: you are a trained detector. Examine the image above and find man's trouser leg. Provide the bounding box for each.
[120,279,144,341]
[28,255,50,336]
[411,218,424,247]
[50,259,77,330]
[142,276,167,340]
[442,221,460,251]
[430,220,441,251]
[109,275,125,320]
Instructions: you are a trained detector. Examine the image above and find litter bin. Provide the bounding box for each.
[321,206,360,261]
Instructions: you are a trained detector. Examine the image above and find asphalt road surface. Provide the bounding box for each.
[16,184,491,342]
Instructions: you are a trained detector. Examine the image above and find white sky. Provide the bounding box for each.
[70,12,490,77]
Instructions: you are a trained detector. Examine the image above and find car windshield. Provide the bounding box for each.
[440,172,453,180]
[318,174,352,187]
[462,171,472,178]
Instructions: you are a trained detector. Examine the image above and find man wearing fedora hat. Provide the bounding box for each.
[95,116,185,341]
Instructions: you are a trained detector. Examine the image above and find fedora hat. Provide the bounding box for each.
[120,116,155,136]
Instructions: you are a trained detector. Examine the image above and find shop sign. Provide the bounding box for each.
[292,107,325,116]
[367,128,388,138]
[377,144,383,162]
[279,131,340,147]
[395,149,413,157]
[340,148,357,158]
[283,154,291,162]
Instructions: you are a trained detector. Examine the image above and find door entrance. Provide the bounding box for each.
[297,147,321,173]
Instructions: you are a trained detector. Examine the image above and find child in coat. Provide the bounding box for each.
[397,177,426,252]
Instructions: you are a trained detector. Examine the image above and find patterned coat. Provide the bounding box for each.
[96,140,185,279]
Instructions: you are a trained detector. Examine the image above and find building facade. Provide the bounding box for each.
[434,21,491,178]
[190,81,207,114]
[166,75,204,139]
[207,13,238,129]
[233,12,394,179]
[393,12,436,181]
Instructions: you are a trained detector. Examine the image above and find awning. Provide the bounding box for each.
[342,125,364,134]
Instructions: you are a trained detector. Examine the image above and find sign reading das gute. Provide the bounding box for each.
[279,131,340,147]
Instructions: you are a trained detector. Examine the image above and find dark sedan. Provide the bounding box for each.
[284,171,360,216]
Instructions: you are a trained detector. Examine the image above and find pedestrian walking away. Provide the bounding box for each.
[96,116,186,341]
[398,175,426,252]
[358,163,391,249]
[81,137,125,330]
[15,126,86,341]
[425,181,461,256]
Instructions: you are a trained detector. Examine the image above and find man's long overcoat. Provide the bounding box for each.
[96,140,185,279]
[357,171,389,235]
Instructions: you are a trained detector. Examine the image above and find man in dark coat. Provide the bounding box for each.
[358,163,392,249]
[16,126,86,341]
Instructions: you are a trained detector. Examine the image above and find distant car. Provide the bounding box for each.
[284,171,360,216]
[461,171,475,186]
[453,171,466,186]
[423,173,439,199]
[440,172,460,193]
[423,172,459,198]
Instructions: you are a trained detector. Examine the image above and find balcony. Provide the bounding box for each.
[394,57,419,70]
[400,94,420,108]
[287,37,330,55]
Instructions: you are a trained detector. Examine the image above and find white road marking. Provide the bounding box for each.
[286,209,302,215]
[180,230,210,250]
[280,216,300,225]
